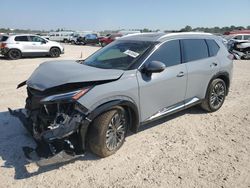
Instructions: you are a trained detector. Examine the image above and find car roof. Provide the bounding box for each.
[5,34,40,37]
[118,32,215,42]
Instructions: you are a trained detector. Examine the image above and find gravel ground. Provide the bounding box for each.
[0,44,249,188]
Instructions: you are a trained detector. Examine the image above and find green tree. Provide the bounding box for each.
[180,25,192,32]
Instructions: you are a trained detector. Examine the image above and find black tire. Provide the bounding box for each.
[201,78,226,112]
[7,49,22,60]
[243,48,250,59]
[49,47,61,57]
[63,39,68,43]
[100,42,106,47]
[70,40,76,45]
[88,107,128,157]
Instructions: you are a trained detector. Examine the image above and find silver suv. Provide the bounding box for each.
[0,34,64,60]
[12,32,233,161]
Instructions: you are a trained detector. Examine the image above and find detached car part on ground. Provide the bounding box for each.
[11,32,233,163]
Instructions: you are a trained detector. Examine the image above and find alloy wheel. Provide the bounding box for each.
[106,111,126,151]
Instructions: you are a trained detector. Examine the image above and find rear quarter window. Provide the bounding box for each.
[0,36,8,42]
[15,36,29,41]
[206,39,220,57]
[182,39,209,62]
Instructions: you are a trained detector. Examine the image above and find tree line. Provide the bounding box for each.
[165,25,250,34]
[1,25,250,35]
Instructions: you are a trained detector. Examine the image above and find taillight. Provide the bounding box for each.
[0,43,7,48]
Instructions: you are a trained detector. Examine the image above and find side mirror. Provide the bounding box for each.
[41,40,47,44]
[142,61,166,76]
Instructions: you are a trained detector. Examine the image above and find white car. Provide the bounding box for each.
[49,31,74,43]
[0,34,64,59]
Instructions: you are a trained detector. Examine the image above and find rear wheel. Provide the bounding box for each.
[243,48,250,59]
[8,49,22,60]
[201,78,226,112]
[50,47,60,57]
[100,42,106,47]
[88,107,128,157]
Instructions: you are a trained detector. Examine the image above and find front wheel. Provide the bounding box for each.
[88,107,128,157]
[49,47,61,57]
[201,78,226,112]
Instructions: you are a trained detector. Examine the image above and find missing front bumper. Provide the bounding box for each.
[8,108,87,165]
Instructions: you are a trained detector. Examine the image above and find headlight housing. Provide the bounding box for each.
[40,87,92,104]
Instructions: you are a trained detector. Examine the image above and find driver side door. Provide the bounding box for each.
[28,36,49,53]
[137,40,188,122]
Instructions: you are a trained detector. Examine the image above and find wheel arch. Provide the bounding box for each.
[207,71,230,96]
[50,46,61,53]
[79,99,140,151]
[87,99,140,133]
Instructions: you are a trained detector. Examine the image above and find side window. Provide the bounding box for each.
[233,35,242,40]
[243,35,250,40]
[56,34,59,36]
[14,36,29,42]
[182,39,209,62]
[206,39,220,57]
[30,36,46,43]
[147,40,181,67]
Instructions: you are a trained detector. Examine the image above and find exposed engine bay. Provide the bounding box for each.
[9,85,90,163]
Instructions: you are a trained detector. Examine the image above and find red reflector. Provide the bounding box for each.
[72,87,91,100]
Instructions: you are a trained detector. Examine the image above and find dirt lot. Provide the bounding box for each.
[0,44,249,188]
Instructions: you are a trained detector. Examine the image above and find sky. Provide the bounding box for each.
[1,0,250,31]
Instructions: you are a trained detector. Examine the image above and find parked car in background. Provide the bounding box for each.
[12,32,233,161]
[0,34,64,59]
[69,31,95,44]
[226,34,250,52]
[49,31,74,43]
[228,39,250,59]
[76,33,99,45]
[99,33,123,46]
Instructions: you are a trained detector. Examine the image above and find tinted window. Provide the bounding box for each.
[182,39,209,62]
[15,36,29,41]
[29,36,46,43]
[233,35,242,40]
[0,36,8,42]
[147,40,181,67]
[243,35,250,40]
[206,39,220,56]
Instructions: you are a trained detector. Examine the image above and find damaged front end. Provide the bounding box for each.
[10,85,92,164]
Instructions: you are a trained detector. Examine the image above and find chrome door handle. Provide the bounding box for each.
[177,72,184,77]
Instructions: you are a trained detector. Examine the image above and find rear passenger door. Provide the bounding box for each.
[181,39,220,101]
[14,36,30,52]
[137,40,188,122]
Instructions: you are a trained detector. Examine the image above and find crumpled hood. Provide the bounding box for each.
[27,60,124,91]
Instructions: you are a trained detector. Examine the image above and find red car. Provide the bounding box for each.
[99,33,123,47]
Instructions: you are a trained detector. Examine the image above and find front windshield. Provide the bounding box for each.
[84,40,154,70]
